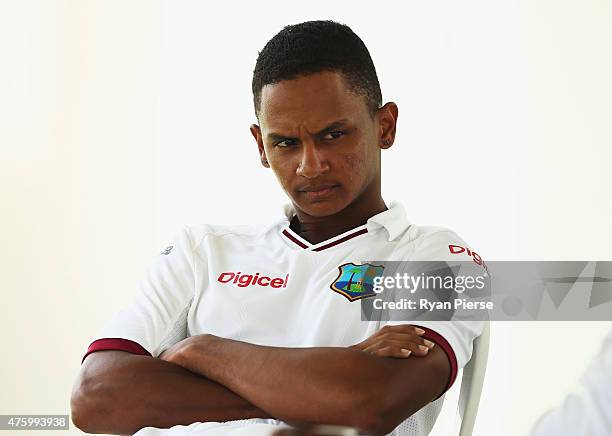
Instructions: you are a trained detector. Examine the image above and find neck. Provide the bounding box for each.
[290,189,387,245]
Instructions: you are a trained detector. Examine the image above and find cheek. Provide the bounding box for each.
[340,153,367,184]
[343,153,361,169]
[269,159,294,187]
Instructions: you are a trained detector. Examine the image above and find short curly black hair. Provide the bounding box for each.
[252,20,383,119]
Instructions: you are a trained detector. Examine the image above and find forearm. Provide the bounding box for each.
[173,336,445,431]
[71,350,270,435]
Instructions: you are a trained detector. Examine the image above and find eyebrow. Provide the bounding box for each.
[266,119,350,142]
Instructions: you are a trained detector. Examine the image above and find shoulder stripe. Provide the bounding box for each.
[81,338,151,364]
[413,325,458,398]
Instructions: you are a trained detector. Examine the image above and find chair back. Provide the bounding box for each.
[457,322,490,436]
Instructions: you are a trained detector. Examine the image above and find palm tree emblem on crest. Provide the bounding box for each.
[330,262,385,302]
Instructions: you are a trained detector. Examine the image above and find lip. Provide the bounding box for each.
[298,184,339,200]
[298,183,338,192]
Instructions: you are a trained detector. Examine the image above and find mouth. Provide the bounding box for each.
[298,184,339,200]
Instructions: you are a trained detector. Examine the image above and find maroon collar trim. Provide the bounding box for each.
[281,226,368,252]
[281,229,308,249]
[312,228,369,251]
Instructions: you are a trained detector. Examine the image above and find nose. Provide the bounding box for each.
[296,140,330,179]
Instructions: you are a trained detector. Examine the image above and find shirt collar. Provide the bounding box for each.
[366,200,411,241]
[279,200,411,242]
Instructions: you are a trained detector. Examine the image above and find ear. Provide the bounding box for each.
[250,124,269,168]
[377,102,398,149]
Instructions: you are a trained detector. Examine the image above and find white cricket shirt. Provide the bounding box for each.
[82,200,485,436]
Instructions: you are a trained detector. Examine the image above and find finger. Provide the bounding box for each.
[362,325,426,345]
[365,338,430,356]
[379,324,427,336]
[385,339,430,356]
[363,340,429,357]
[354,327,435,355]
[370,345,413,359]
[378,332,436,350]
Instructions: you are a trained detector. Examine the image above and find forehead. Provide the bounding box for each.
[258,71,368,131]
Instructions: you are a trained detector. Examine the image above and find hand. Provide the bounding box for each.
[158,337,192,363]
[349,324,436,358]
[158,334,220,365]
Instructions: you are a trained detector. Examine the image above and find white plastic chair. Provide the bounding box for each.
[457,322,490,436]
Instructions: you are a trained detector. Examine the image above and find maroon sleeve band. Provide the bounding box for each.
[413,325,458,399]
[81,338,151,364]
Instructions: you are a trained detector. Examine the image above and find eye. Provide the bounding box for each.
[274,138,298,147]
[323,130,345,140]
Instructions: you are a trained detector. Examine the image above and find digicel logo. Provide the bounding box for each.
[448,244,488,271]
[217,272,289,288]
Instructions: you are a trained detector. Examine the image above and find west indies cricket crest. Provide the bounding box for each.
[330,262,385,302]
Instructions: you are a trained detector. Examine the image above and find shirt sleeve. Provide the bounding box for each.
[382,229,487,394]
[81,226,196,363]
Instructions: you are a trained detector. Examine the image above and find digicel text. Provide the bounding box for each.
[217,272,289,288]
[448,244,488,269]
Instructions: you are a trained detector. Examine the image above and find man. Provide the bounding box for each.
[71,20,484,435]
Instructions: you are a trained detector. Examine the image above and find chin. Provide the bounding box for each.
[293,194,351,217]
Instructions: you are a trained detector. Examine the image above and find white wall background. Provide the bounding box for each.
[1,1,611,435]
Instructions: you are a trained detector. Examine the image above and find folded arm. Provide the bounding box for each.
[163,331,451,435]
[70,350,271,435]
